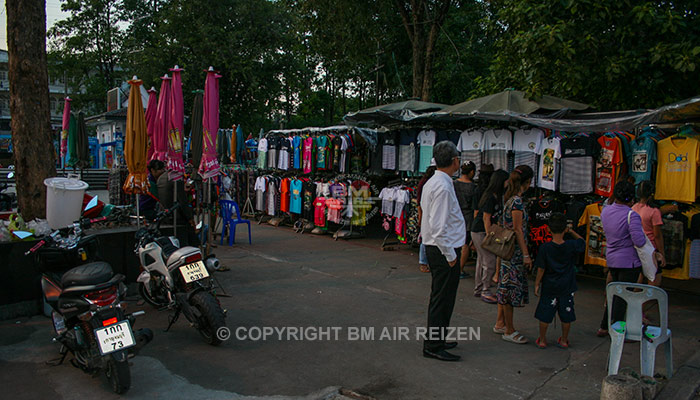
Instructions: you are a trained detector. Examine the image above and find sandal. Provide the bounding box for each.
[502,331,528,344]
[492,326,506,334]
[481,294,497,304]
[535,337,547,349]
[419,264,430,273]
[557,337,570,349]
[596,328,608,337]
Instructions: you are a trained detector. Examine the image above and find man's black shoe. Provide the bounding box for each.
[423,349,461,361]
[444,342,458,350]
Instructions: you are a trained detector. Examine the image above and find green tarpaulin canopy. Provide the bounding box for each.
[344,99,447,126]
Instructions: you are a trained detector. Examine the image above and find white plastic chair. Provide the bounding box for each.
[606,282,673,378]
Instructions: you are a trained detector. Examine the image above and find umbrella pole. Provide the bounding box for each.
[173,180,178,238]
[136,193,141,229]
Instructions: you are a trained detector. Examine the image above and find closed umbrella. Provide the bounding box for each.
[168,66,185,180]
[145,87,158,161]
[122,77,149,196]
[67,112,77,167]
[190,90,204,171]
[60,97,71,167]
[199,67,221,179]
[72,111,89,169]
[152,74,172,161]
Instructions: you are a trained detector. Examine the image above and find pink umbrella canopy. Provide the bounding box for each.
[151,74,172,162]
[60,97,71,159]
[168,65,185,181]
[199,66,221,179]
[145,87,158,161]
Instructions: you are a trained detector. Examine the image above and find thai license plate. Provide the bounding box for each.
[94,320,135,355]
[179,261,209,283]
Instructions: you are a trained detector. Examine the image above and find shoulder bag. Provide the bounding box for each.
[627,210,658,281]
[481,197,516,260]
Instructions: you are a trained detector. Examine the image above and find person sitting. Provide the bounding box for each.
[533,213,585,349]
[140,159,166,220]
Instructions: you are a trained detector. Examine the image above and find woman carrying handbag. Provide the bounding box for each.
[493,166,534,344]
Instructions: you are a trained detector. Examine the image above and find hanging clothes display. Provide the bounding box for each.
[482,129,512,171]
[560,135,597,194]
[382,131,398,171]
[257,138,268,170]
[398,130,418,172]
[628,135,658,184]
[655,135,699,203]
[538,136,561,191]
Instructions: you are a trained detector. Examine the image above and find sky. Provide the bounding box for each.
[0,0,69,51]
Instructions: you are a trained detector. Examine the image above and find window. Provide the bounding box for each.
[0,70,7,81]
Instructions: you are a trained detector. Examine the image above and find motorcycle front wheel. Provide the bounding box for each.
[105,358,130,394]
[189,291,226,346]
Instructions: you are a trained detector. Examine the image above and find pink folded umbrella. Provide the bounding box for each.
[145,87,158,161]
[60,97,71,161]
[168,66,185,181]
[198,66,221,179]
[151,74,172,162]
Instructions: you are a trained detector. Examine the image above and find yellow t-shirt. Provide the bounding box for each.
[577,203,607,267]
[655,137,700,203]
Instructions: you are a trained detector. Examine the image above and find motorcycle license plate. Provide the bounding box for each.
[179,261,209,283]
[94,320,135,355]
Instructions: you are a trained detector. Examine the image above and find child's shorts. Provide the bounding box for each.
[535,293,576,324]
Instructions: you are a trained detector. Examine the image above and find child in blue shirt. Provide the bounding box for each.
[534,212,585,349]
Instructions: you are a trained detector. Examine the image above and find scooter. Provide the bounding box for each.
[135,203,227,345]
[19,197,153,394]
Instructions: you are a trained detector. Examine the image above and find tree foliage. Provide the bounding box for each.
[479,0,700,110]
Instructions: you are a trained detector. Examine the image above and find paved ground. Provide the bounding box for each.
[2,222,699,399]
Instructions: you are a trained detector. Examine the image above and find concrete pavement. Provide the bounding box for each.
[1,222,699,399]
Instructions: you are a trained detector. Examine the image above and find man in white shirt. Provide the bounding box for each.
[420,141,465,361]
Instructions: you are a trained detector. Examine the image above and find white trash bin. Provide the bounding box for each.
[44,177,89,229]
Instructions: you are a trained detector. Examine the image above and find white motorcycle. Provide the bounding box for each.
[135,204,227,345]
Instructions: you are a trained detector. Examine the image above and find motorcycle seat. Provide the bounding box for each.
[61,262,113,288]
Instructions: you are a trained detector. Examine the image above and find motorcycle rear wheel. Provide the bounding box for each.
[105,358,130,394]
[190,291,226,346]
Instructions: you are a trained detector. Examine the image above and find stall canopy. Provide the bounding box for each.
[439,89,590,115]
[343,99,447,126]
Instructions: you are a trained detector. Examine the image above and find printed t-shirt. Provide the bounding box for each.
[314,197,327,227]
[290,179,303,214]
[560,136,597,194]
[595,136,622,197]
[279,178,290,213]
[577,203,607,267]
[457,129,483,168]
[535,239,585,295]
[351,180,371,226]
[417,130,436,173]
[332,135,342,171]
[655,137,700,203]
[303,136,314,174]
[398,131,418,171]
[292,136,302,169]
[316,135,329,170]
[628,136,657,184]
[538,137,561,191]
[482,129,512,171]
[513,129,543,173]
[378,187,396,216]
[257,138,268,170]
[631,203,663,248]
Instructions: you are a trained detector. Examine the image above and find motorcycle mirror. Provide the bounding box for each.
[7,172,14,179]
[85,196,98,211]
[12,231,33,239]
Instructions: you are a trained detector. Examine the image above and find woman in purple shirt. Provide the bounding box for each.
[598,181,647,332]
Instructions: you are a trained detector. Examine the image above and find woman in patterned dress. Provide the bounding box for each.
[495,165,534,344]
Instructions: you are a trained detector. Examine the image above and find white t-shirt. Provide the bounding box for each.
[482,129,512,171]
[457,129,483,152]
[417,130,436,147]
[393,189,410,218]
[257,138,268,152]
[513,129,544,153]
[378,187,396,216]
[538,137,562,191]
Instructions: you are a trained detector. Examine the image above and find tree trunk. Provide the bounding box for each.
[7,0,56,220]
